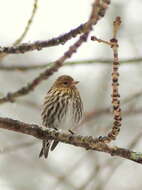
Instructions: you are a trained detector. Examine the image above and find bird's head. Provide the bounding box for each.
[53,75,79,89]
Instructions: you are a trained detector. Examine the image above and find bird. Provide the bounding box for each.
[39,75,83,158]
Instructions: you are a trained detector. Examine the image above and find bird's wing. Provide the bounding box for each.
[72,93,83,124]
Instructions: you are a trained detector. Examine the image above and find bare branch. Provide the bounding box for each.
[1,57,142,72]
[0,141,36,154]
[0,34,90,104]
[82,88,142,124]
[0,35,88,104]
[0,0,110,55]
[0,0,110,104]
[13,0,38,46]
[0,117,142,164]
[0,25,84,54]
[0,0,38,60]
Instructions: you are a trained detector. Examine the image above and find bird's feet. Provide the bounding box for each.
[53,127,58,131]
[68,129,74,135]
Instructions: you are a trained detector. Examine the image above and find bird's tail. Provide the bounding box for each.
[51,140,59,151]
[39,140,59,158]
[39,140,51,158]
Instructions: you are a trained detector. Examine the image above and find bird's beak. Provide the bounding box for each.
[72,80,79,86]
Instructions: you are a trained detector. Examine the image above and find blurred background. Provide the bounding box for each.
[0,0,142,189]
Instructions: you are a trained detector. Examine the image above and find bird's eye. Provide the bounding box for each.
[63,81,68,85]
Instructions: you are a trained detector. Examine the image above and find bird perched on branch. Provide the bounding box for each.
[39,75,83,158]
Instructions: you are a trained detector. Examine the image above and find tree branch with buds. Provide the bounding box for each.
[91,17,122,143]
[1,0,142,167]
[0,117,142,164]
[0,0,110,55]
[0,0,110,104]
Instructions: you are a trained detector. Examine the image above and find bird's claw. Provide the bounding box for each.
[68,129,74,135]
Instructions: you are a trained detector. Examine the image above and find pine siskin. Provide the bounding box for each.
[39,75,83,158]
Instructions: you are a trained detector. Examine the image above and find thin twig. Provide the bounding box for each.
[14,0,38,46]
[82,88,142,124]
[1,57,142,72]
[54,152,89,188]
[95,132,142,189]
[0,141,36,154]
[0,0,38,60]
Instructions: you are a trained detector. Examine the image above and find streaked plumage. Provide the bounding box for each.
[39,75,83,158]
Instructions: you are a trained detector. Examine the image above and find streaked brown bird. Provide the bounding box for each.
[39,75,83,158]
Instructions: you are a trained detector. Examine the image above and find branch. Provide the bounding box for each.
[91,17,122,143]
[0,26,84,55]
[0,35,86,104]
[0,0,110,55]
[0,34,89,104]
[0,0,38,60]
[13,0,38,46]
[1,57,142,72]
[82,89,142,124]
[0,117,142,164]
[105,17,122,142]
[0,0,110,104]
